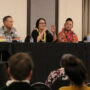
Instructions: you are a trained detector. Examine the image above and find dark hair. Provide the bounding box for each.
[65,18,73,24]
[60,54,76,67]
[60,54,88,87]
[3,16,12,22]
[8,53,34,80]
[36,18,46,29]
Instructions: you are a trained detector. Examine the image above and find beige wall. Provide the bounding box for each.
[0,0,82,41]
[59,0,82,41]
[0,0,27,41]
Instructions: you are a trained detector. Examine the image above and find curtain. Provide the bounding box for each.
[82,0,90,38]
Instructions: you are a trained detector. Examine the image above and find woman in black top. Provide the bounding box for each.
[32,18,57,43]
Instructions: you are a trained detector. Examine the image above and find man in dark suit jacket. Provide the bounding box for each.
[0,53,35,90]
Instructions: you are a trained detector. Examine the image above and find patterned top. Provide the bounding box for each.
[45,68,68,87]
[0,26,17,38]
[58,28,78,43]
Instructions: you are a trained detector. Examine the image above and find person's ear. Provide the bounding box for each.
[8,67,11,76]
[8,68,14,80]
[72,24,73,28]
[27,71,32,80]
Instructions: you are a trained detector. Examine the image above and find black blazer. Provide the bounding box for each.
[0,82,35,90]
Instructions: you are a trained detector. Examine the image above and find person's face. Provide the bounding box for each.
[38,20,46,30]
[4,17,13,29]
[64,21,73,31]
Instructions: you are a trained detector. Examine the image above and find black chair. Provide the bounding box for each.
[51,76,70,90]
[1,51,11,62]
[0,62,9,88]
[31,82,51,90]
[24,35,31,43]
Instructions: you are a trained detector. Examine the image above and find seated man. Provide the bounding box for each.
[58,18,78,43]
[0,53,35,90]
[0,16,20,41]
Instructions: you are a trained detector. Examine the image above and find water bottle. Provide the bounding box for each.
[30,37,33,43]
[6,35,12,42]
[87,34,90,42]
[17,37,22,43]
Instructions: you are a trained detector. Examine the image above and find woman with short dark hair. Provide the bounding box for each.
[32,18,57,43]
[59,54,90,90]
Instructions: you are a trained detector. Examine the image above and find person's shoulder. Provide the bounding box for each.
[59,86,71,90]
[0,87,6,90]
[73,33,78,37]
[85,85,90,90]
[0,26,4,30]
[48,69,61,78]
[87,87,90,89]
[87,87,90,90]
[58,30,64,36]
[0,26,4,32]
[72,31,78,38]
[50,69,60,74]
[32,29,38,33]
[12,27,16,31]
[32,29,39,36]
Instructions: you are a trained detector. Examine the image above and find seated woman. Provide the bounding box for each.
[32,18,57,43]
[58,18,78,43]
[45,54,71,88]
[59,54,90,90]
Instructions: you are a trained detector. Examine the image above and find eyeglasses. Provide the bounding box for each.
[39,23,46,25]
[6,21,14,23]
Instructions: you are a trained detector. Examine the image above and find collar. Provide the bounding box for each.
[6,80,30,86]
[2,26,14,33]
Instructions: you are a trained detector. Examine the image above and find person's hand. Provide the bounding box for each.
[51,25,56,34]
